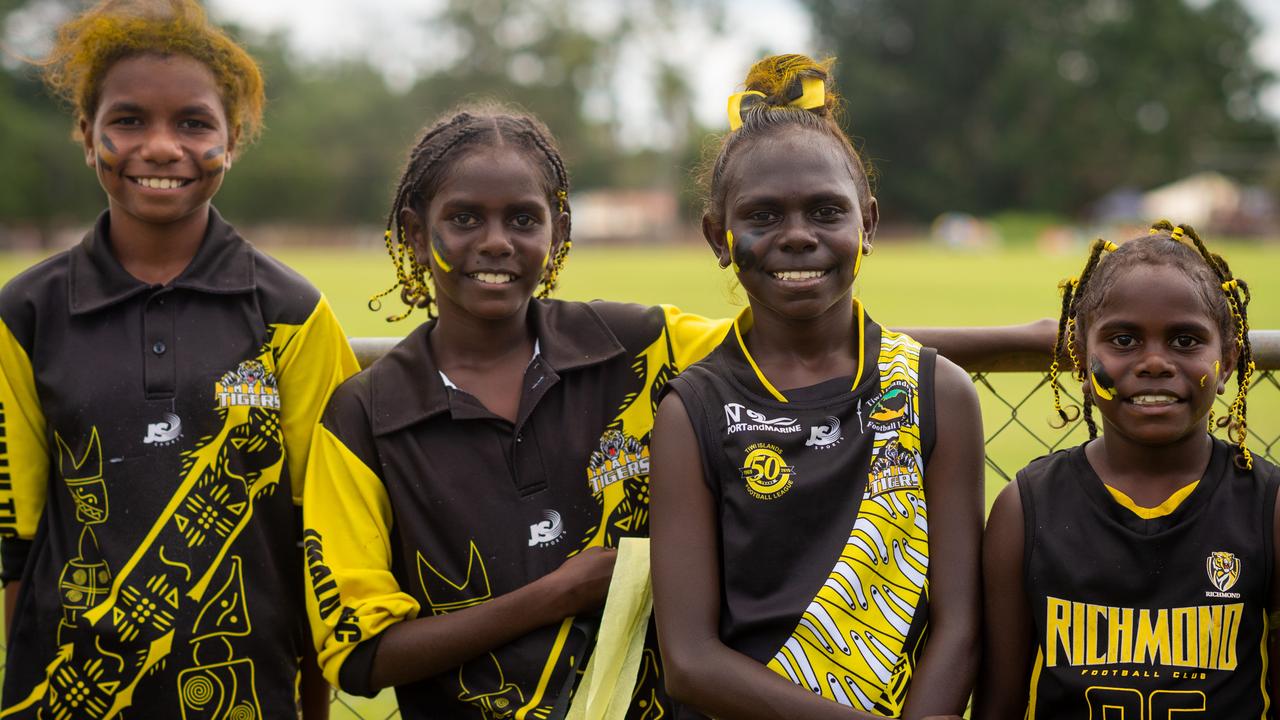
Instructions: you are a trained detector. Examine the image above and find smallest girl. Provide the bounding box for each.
[976,221,1277,718]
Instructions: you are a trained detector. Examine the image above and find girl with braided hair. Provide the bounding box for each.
[650,54,981,719]
[304,98,1045,717]
[0,1,357,717]
[301,103,730,719]
[976,222,1276,718]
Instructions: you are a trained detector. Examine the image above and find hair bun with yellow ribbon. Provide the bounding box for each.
[726,54,838,131]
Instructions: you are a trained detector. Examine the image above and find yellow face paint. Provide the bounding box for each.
[199,145,228,174]
[1200,374,1208,387]
[1089,356,1116,402]
[430,229,453,273]
[853,227,864,278]
[96,133,120,173]
[725,230,740,273]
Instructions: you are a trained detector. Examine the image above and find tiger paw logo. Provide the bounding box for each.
[865,382,912,433]
[1206,551,1241,597]
[587,430,649,494]
[740,442,795,500]
[215,359,280,410]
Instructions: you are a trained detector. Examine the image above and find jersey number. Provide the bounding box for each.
[1085,687,1205,719]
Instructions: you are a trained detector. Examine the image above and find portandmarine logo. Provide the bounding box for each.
[1207,551,1241,595]
[739,442,795,500]
[723,403,801,435]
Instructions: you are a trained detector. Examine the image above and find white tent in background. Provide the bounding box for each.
[1140,171,1278,234]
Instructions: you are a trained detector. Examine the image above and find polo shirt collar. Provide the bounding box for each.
[370,299,626,435]
[69,207,255,315]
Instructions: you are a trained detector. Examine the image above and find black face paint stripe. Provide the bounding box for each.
[731,228,763,271]
[202,145,225,161]
[99,134,118,154]
[1090,355,1117,401]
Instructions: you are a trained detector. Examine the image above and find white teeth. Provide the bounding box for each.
[1130,394,1179,406]
[470,272,515,284]
[772,270,826,281]
[134,177,186,189]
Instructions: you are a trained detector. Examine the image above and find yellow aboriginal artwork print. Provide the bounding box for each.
[419,543,528,719]
[54,428,112,647]
[766,331,928,715]
[580,341,674,551]
[2,335,289,720]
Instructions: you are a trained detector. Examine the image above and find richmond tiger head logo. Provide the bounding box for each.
[1206,551,1241,593]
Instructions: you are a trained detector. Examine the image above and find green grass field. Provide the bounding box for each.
[1,240,1278,718]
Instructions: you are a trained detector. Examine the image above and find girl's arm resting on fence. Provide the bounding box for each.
[900,357,984,718]
[652,393,954,720]
[972,481,1034,719]
[903,319,1057,371]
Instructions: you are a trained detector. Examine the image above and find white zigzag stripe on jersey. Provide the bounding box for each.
[766,330,928,713]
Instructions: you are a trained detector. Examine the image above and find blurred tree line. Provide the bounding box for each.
[804,0,1279,219]
[0,0,1277,246]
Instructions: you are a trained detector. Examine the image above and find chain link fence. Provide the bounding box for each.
[3,331,1276,718]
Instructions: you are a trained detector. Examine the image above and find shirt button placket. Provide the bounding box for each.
[144,290,177,399]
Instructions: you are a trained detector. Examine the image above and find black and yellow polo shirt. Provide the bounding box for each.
[0,208,359,718]
[304,299,728,719]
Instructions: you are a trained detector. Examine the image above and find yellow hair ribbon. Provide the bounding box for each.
[727,91,767,131]
[726,77,826,131]
[1170,226,1186,242]
[1222,279,1238,292]
[1102,241,1118,252]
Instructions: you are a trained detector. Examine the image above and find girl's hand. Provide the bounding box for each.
[545,547,617,617]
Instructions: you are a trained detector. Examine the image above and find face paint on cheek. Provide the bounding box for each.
[724,230,740,273]
[728,228,762,273]
[1089,355,1117,402]
[96,133,119,173]
[429,228,454,273]
[200,145,227,175]
[1200,374,1208,387]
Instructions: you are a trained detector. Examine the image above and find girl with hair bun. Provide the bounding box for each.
[651,54,981,719]
[0,1,357,717]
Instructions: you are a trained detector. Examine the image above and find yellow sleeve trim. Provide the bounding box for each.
[271,295,360,506]
[0,319,48,540]
[1104,481,1199,520]
[304,424,419,687]
[659,305,732,371]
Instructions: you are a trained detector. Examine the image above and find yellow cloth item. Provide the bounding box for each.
[567,538,654,720]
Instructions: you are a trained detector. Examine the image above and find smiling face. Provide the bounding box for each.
[81,53,232,232]
[1084,264,1235,448]
[706,128,877,322]
[406,146,565,323]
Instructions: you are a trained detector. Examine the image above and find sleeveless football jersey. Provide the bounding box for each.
[1018,440,1280,719]
[666,304,937,716]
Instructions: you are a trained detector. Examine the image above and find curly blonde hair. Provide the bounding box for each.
[39,0,264,146]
